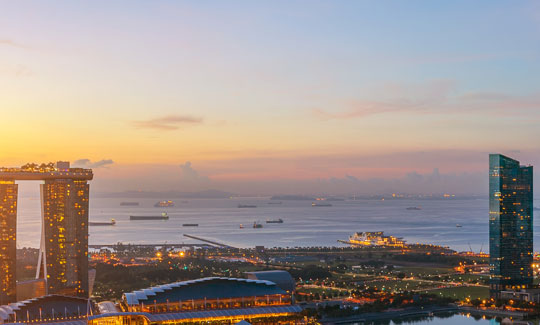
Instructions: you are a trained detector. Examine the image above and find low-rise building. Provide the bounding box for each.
[0,275,305,325]
[0,294,95,324]
[92,277,303,324]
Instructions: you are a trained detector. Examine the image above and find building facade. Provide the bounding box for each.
[489,154,533,298]
[0,162,92,302]
[0,276,305,325]
[40,179,90,297]
[0,182,18,305]
[0,294,95,323]
[91,277,304,325]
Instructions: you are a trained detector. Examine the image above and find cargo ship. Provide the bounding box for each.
[266,218,284,223]
[406,206,421,210]
[154,200,175,207]
[182,223,199,227]
[130,212,169,220]
[253,222,263,228]
[312,202,332,207]
[238,204,257,208]
[89,219,116,226]
[120,202,139,206]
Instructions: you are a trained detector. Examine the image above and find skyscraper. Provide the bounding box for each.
[39,178,90,297]
[0,162,92,300]
[489,154,533,298]
[0,182,17,305]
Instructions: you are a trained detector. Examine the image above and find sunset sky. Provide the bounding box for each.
[2,1,540,195]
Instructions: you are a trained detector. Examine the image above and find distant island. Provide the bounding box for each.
[325,197,345,201]
[95,189,235,199]
[270,195,315,201]
[95,190,490,201]
[270,195,345,201]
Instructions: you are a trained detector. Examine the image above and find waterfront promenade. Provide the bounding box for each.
[320,305,532,324]
[320,305,459,324]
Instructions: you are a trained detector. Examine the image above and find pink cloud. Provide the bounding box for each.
[313,79,456,119]
[313,80,540,119]
[131,115,203,130]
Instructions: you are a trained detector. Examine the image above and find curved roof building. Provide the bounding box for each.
[0,294,95,324]
[245,271,296,293]
[122,277,286,307]
[1,277,304,325]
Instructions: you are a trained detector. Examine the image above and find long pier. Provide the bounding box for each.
[183,234,236,249]
[89,243,212,249]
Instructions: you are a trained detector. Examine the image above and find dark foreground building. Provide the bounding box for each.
[0,294,95,323]
[0,276,304,325]
[245,270,296,294]
[489,154,534,299]
[99,277,304,325]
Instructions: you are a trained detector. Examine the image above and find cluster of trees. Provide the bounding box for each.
[296,290,349,302]
[97,244,158,258]
[21,162,55,170]
[392,253,475,266]
[469,298,536,310]
[288,265,332,280]
[317,293,456,318]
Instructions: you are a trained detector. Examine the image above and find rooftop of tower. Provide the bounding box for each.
[0,162,93,181]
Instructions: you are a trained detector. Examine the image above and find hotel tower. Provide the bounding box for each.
[0,162,92,303]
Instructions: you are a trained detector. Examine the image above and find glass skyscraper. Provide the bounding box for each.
[489,154,533,298]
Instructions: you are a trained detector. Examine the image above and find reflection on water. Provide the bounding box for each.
[348,312,500,324]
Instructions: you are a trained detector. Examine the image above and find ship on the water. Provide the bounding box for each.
[406,206,421,210]
[154,200,175,207]
[312,202,332,207]
[130,212,169,220]
[238,204,257,208]
[345,231,406,248]
[120,202,139,206]
[266,218,284,223]
[182,223,199,227]
[89,219,116,226]
[253,222,263,228]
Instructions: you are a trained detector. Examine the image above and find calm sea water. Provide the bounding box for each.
[14,197,540,252]
[348,313,500,324]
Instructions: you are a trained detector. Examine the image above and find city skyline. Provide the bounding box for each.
[3,2,540,323]
[2,1,540,195]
